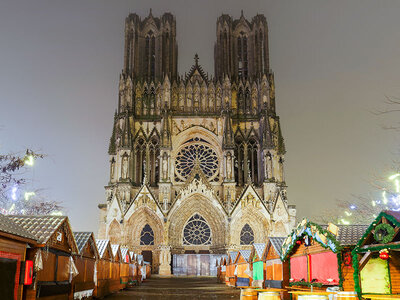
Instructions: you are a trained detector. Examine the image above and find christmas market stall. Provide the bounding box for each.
[250,243,265,288]
[95,239,114,298]
[226,251,238,287]
[0,214,37,300]
[218,255,227,283]
[120,247,130,288]
[234,250,252,287]
[72,232,99,299]
[280,219,368,293]
[128,251,139,285]
[352,210,400,297]
[9,215,79,300]
[262,237,288,289]
[110,244,123,292]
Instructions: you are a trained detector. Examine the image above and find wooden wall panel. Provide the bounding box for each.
[390,254,400,294]
[57,255,70,282]
[37,252,56,281]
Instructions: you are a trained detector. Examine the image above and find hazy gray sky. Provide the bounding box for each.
[1,0,400,233]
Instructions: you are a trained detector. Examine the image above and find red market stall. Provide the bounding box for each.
[280,219,367,292]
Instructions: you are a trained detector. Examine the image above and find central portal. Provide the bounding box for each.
[172,254,225,276]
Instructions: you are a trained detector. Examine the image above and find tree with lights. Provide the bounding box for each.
[0,149,63,215]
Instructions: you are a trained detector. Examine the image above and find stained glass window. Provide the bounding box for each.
[240,223,254,245]
[183,214,211,245]
[140,224,154,245]
[175,138,219,180]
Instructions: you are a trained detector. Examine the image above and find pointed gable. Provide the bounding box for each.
[235,249,251,264]
[251,243,265,262]
[74,232,99,259]
[120,247,130,263]
[96,239,113,260]
[228,251,238,264]
[111,244,122,262]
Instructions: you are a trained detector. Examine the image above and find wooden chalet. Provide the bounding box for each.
[280,218,368,293]
[95,239,113,298]
[234,250,252,287]
[250,243,265,288]
[0,214,37,300]
[352,210,400,297]
[218,255,227,283]
[262,237,288,289]
[110,244,123,292]
[72,232,99,299]
[9,215,79,300]
[226,251,238,287]
[128,251,139,285]
[119,247,130,288]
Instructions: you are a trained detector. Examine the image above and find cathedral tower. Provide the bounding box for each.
[98,11,296,276]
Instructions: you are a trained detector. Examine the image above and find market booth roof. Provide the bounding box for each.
[352,210,400,296]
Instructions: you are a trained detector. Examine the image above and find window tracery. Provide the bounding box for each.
[183,214,211,245]
[140,224,154,245]
[175,137,219,181]
[240,223,254,245]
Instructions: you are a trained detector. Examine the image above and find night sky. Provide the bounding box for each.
[1,0,399,234]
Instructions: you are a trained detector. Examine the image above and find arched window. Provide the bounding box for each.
[234,137,245,186]
[149,137,160,186]
[134,137,146,184]
[237,33,248,78]
[140,224,154,245]
[240,224,254,245]
[248,138,259,184]
[145,31,156,78]
[183,214,211,245]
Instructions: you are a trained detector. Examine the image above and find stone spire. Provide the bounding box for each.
[161,108,171,148]
[108,111,117,155]
[223,109,234,149]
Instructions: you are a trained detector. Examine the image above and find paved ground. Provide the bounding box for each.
[105,277,241,300]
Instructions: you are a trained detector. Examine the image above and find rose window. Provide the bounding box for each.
[175,138,219,181]
[183,214,212,245]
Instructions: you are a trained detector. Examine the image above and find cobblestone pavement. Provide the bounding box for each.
[105,277,241,299]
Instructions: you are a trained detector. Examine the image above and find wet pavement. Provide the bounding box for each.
[105,276,241,299]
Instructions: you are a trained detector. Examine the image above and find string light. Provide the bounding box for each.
[11,186,17,201]
[24,192,35,201]
[341,219,350,225]
[24,155,34,166]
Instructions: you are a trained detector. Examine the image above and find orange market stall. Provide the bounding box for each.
[95,239,114,298]
[262,237,288,289]
[110,244,123,292]
[120,247,130,288]
[352,210,400,298]
[226,251,238,287]
[235,250,252,287]
[72,232,99,299]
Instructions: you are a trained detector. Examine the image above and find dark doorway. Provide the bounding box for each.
[0,257,17,300]
[142,250,153,272]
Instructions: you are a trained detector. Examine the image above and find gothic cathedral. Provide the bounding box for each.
[98,11,296,275]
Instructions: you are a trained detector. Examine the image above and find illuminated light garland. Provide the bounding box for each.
[382,191,388,204]
[24,155,34,166]
[11,186,17,201]
[51,211,63,216]
[24,192,35,201]
[9,204,15,213]
[341,219,350,225]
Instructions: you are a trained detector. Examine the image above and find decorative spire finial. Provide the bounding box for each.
[194,53,199,66]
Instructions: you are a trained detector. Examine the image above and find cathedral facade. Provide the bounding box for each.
[98,11,296,275]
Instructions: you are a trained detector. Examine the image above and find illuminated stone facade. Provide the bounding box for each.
[98,11,296,275]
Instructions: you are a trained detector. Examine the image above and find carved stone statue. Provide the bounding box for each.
[226,154,232,180]
[162,154,168,180]
[267,154,273,179]
[122,156,128,179]
[110,159,115,179]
